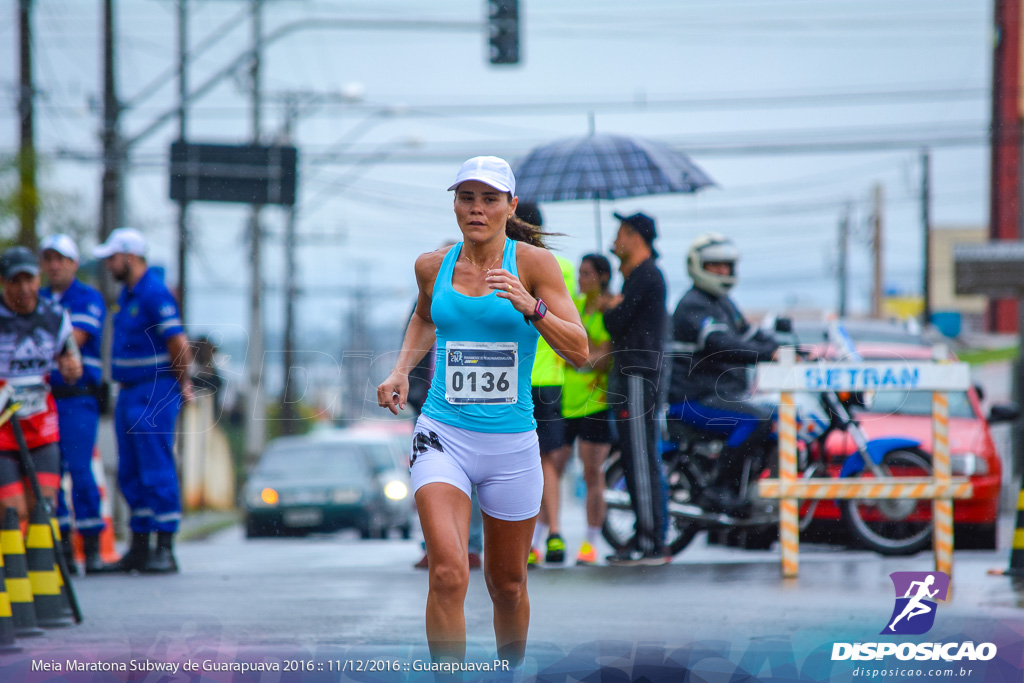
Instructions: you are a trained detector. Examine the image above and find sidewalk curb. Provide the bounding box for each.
[178,511,241,542]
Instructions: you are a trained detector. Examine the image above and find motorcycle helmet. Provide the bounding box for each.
[686,232,739,297]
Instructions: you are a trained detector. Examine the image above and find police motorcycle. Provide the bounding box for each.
[601,319,934,557]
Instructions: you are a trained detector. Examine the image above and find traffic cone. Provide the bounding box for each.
[0,545,22,652]
[49,518,74,619]
[1005,473,1024,577]
[90,446,118,562]
[25,503,72,628]
[1,509,43,637]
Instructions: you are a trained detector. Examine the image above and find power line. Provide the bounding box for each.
[0,84,990,118]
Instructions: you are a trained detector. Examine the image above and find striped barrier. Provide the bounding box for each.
[758,478,972,500]
[1003,480,1024,577]
[49,519,74,620]
[25,504,72,628]
[931,379,953,577]
[777,371,799,578]
[756,345,971,579]
[1,509,43,638]
[0,540,20,651]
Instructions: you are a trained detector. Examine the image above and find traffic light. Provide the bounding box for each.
[488,0,519,65]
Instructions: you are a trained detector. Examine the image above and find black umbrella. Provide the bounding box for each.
[513,132,714,248]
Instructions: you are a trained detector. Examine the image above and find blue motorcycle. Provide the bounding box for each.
[602,322,934,557]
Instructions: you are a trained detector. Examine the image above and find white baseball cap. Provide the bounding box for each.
[447,156,516,196]
[39,234,80,262]
[93,227,147,258]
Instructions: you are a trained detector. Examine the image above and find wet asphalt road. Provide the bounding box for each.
[2,507,1022,682]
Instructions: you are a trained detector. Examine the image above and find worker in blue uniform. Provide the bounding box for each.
[93,228,194,574]
[39,234,110,574]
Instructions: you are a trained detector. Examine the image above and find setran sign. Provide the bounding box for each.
[169,140,297,206]
[756,361,971,393]
[954,241,1024,297]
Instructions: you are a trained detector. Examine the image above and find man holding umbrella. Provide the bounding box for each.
[601,212,668,566]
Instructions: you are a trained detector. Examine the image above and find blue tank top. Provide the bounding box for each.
[421,239,539,433]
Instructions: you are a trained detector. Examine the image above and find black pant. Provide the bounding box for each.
[608,370,665,555]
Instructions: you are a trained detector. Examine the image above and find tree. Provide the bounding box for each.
[0,153,90,250]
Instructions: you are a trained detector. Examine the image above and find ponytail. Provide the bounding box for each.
[504,207,564,248]
[504,214,547,247]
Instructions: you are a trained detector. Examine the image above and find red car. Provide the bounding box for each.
[804,342,1016,551]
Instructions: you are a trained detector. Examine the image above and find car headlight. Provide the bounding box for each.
[384,480,409,501]
[951,453,988,477]
[248,487,279,507]
[332,488,362,504]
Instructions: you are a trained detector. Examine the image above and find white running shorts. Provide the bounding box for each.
[410,414,541,521]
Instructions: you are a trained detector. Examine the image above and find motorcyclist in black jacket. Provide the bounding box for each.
[667,233,779,517]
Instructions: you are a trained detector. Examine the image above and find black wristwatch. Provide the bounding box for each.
[525,298,548,324]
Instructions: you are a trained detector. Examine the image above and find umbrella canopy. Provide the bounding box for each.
[513,133,714,202]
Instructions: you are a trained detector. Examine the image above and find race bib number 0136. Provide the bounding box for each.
[445,341,518,405]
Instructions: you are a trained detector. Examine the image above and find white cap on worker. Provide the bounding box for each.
[93,227,147,258]
[447,156,516,196]
[39,234,80,262]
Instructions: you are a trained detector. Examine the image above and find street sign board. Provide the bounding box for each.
[755,361,971,393]
[954,241,1024,297]
[169,140,297,206]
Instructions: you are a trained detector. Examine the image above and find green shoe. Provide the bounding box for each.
[545,534,566,564]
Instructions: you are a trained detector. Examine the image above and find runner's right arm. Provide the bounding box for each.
[377,251,443,415]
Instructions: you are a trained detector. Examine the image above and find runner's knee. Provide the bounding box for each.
[429,558,469,599]
[485,571,527,608]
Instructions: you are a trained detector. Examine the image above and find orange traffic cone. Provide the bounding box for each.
[1,509,43,637]
[25,503,72,628]
[92,446,119,563]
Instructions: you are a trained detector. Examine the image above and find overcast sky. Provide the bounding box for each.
[0,0,992,355]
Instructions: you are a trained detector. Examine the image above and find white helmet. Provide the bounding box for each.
[687,232,739,297]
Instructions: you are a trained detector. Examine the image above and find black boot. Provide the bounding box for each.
[144,531,178,574]
[60,532,79,576]
[82,534,116,575]
[95,532,150,574]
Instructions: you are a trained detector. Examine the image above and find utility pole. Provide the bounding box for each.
[921,148,932,324]
[838,204,850,317]
[280,95,299,432]
[17,0,37,248]
[343,270,371,421]
[990,0,1022,332]
[246,0,266,465]
[98,0,122,303]
[176,0,190,320]
[871,184,884,319]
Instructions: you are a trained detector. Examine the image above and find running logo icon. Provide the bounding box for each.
[882,571,949,635]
